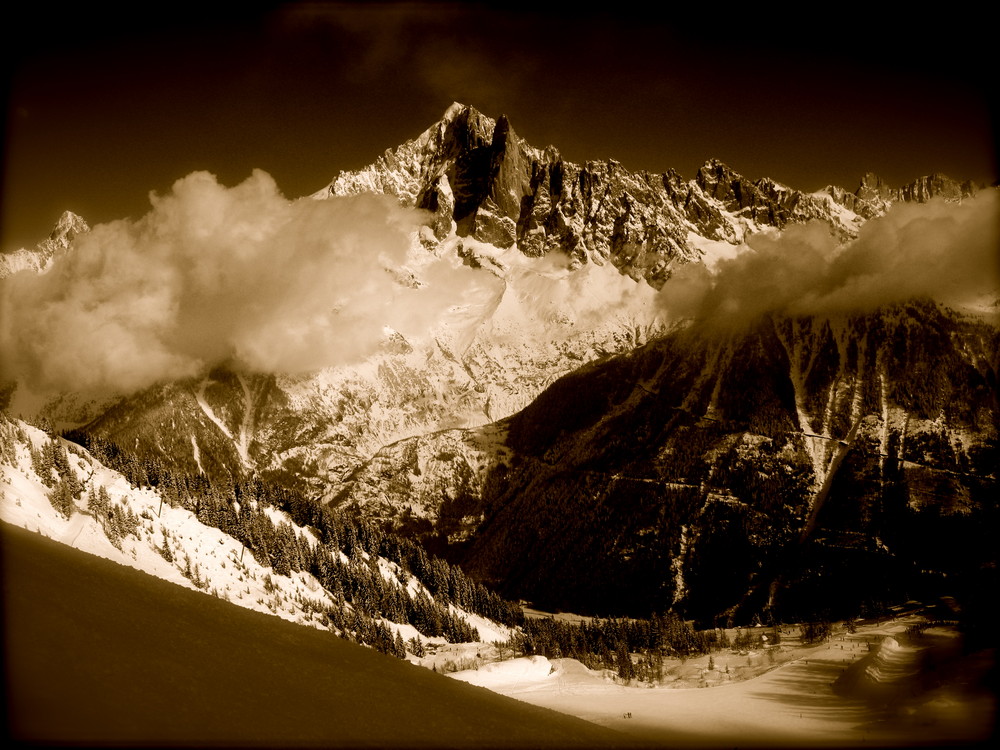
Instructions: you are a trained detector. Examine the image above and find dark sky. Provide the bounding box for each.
[2,2,995,252]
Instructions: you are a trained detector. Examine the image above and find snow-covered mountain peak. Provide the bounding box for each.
[318,109,903,287]
[0,210,91,279]
[11,107,994,585]
[316,105,992,295]
[50,209,89,239]
[441,100,471,121]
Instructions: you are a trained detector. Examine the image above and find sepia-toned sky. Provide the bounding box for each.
[1,2,995,252]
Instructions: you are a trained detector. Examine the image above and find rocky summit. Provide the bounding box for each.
[0,211,90,279]
[321,103,977,286]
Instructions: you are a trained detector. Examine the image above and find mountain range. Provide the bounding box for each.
[2,102,996,627]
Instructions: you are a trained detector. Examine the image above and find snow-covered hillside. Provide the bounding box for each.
[3,520,627,748]
[0,413,511,659]
[55,223,665,501]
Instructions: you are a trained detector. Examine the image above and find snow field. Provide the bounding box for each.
[450,655,555,688]
[445,617,993,747]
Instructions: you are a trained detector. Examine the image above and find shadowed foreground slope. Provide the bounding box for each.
[1,522,634,748]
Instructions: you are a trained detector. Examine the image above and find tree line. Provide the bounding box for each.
[499,613,770,683]
[59,430,521,653]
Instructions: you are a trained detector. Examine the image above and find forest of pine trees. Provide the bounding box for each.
[58,430,521,655]
[0,418,776,668]
[3,416,780,670]
[497,613,767,683]
[28,435,83,518]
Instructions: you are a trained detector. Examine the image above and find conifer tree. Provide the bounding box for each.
[616,642,636,681]
[46,476,75,517]
[159,527,174,562]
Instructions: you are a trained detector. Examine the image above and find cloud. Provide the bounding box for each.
[659,191,1000,327]
[0,170,498,395]
[5,173,994,401]
[447,241,662,349]
[507,249,660,331]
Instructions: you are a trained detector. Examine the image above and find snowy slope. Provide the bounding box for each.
[66,228,664,500]
[445,622,994,748]
[0,414,509,652]
[1,416,334,627]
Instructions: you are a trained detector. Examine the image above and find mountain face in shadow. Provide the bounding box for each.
[342,301,998,624]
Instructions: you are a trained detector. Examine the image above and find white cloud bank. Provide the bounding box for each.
[4,174,994,399]
[0,170,498,395]
[659,191,1000,327]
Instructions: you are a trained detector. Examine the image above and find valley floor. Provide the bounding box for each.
[450,617,996,748]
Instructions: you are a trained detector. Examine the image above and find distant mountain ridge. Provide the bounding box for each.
[320,102,979,285]
[4,105,979,288]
